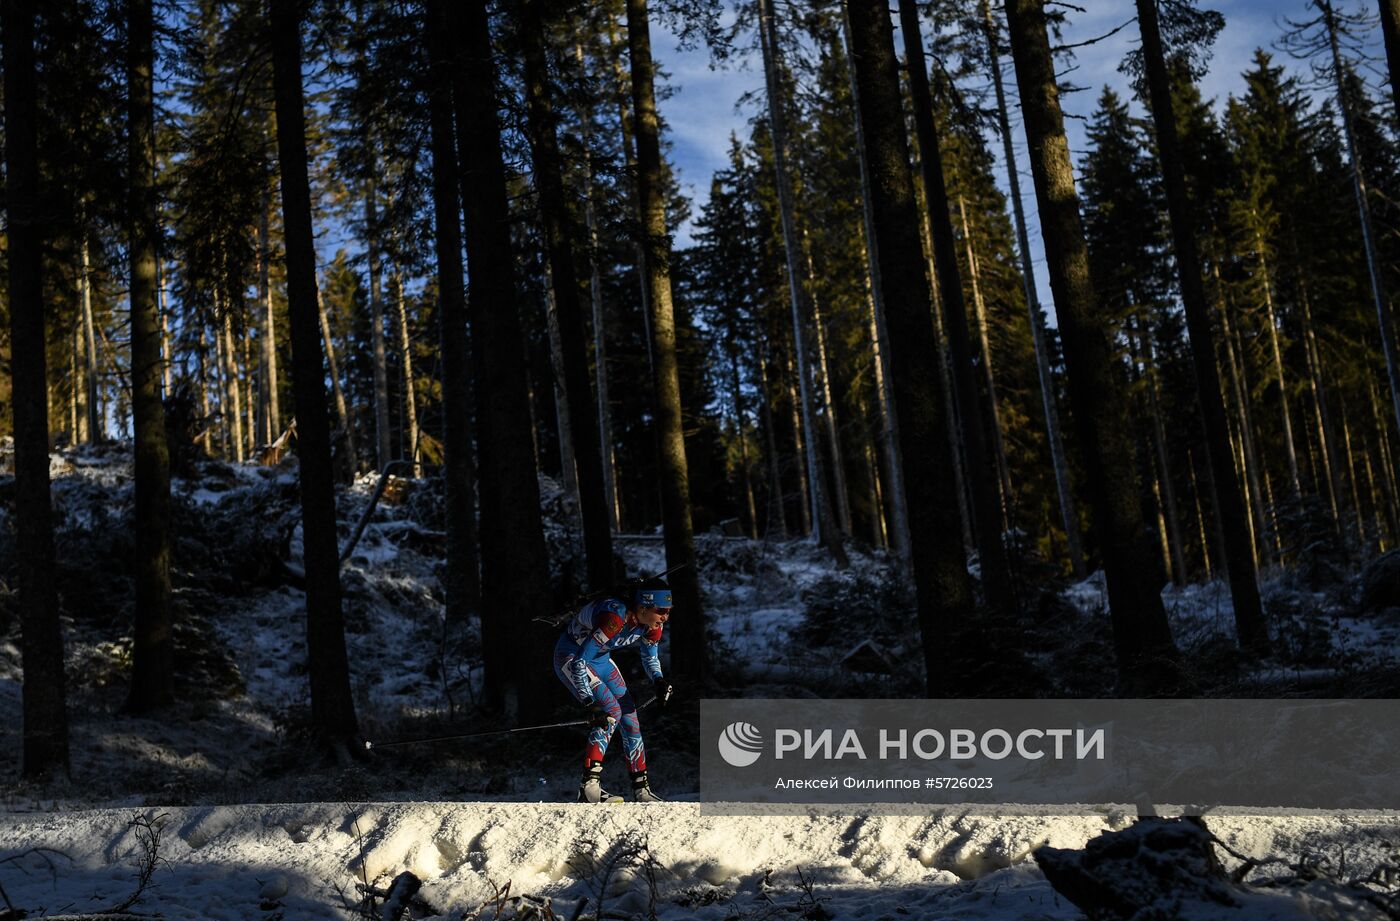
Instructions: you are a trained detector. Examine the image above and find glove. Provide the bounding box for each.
[652,679,674,708]
[586,701,611,731]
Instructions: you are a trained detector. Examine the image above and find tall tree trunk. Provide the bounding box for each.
[258,191,280,443]
[730,352,759,538]
[1129,313,1187,587]
[1134,0,1266,653]
[1188,446,1213,579]
[842,16,910,565]
[1299,275,1344,526]
[366,180,392,470]
[69,328,80,442]
[784,350,812,535]
[316,289,355,474]
[242,329,256,456]
[804,231,852,537]
[575,49,622,532]
[197,325,212,454]
[158,258,172,397]
[222,305,246,463]
[422,0,481,632]
[623,0,708,683]
[447,0,558,718]
[1370,378,1399,534]
[1003,0,1178,688]
[1217,273,1274,566]
[979,0,1083,576]
[608,17,656,373]
[845,0,975,690]
[3,0,69,778]
[957,192,1015,524]
[126,0,173,713]
[1322,0,1400,441]
[519,0,617,588]
[393,269,420,468]
[757,0,847,565]
[1253,231,1302,497]
[1342,403,1367,546]
[543,281,580,503]
[80,235,101,442]
[269,0,360,748]
[213,298,230,457]
[758,349,790,538]
[898,0,1013,613]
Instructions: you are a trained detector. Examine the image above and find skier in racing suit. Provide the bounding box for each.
[554,580,674,803]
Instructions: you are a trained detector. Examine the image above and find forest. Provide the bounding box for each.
[3,0,1400,789]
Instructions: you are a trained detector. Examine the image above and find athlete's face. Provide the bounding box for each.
[635,605,671,629]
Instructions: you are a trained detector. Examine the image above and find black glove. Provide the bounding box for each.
[652,679,674,708]
[586,701,611,731]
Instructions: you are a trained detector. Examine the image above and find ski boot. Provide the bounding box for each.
[631,770,663,803]
[578,763,623,804]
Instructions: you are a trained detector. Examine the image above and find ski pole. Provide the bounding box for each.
[365,695,661,751]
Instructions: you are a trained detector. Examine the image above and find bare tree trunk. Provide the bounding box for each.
[197,325,212,454]
[846,0,975,690]
[917,180,975,555]
[518,0,617,588]
[1253,232,1302,497]
[213,299,229,457]
[241,330,256,455]
[4,0,69,778]
[69,328,80,442]
[980,0,1083,576]
[623,0,708,684]
[543,280,580,503]
[127,0,174,713]
[270,0,360,749]
[575,46,621,532]
[757,0,846,565]
[80,235,102,442]
[758,349,789,538]
[393,270,420,469]
[838,8,909,566]
[731,353,759,538]
[1136,0,1266,652]
[447,0,561,718]
[1370,379,1399,535]
[222,305,245,463]
[317,288,356,473]
[1342,403,1367,546]
[259,193,280,444]
[1004,0,1178,687]
[1322,0,1400,441]
[805,233,852,537]
[957,192,1015,523]
[1299,276,1344,525]
[158,258,172,397]
[1217,277,1273,566]
[1188,447,1213,580]
[900,0,1014,613]
[423,0,481,633]
[785,350,811,536]
[365,181,392,469]
[1130,314,1187,587]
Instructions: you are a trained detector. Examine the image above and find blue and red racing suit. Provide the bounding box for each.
[553,596,665,771]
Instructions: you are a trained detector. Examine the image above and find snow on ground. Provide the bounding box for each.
[7,446,1400,917]
[2,803,1398,920]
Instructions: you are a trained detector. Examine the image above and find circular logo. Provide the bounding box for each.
[717,721,763,767]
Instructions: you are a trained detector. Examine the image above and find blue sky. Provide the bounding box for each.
[648,0,1388,321]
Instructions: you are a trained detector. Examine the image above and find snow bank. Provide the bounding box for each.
[1,803,1397,920]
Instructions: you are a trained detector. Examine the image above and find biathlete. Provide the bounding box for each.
[553,578,675,803]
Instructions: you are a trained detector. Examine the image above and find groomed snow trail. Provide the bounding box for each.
[2,803,1396,919]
